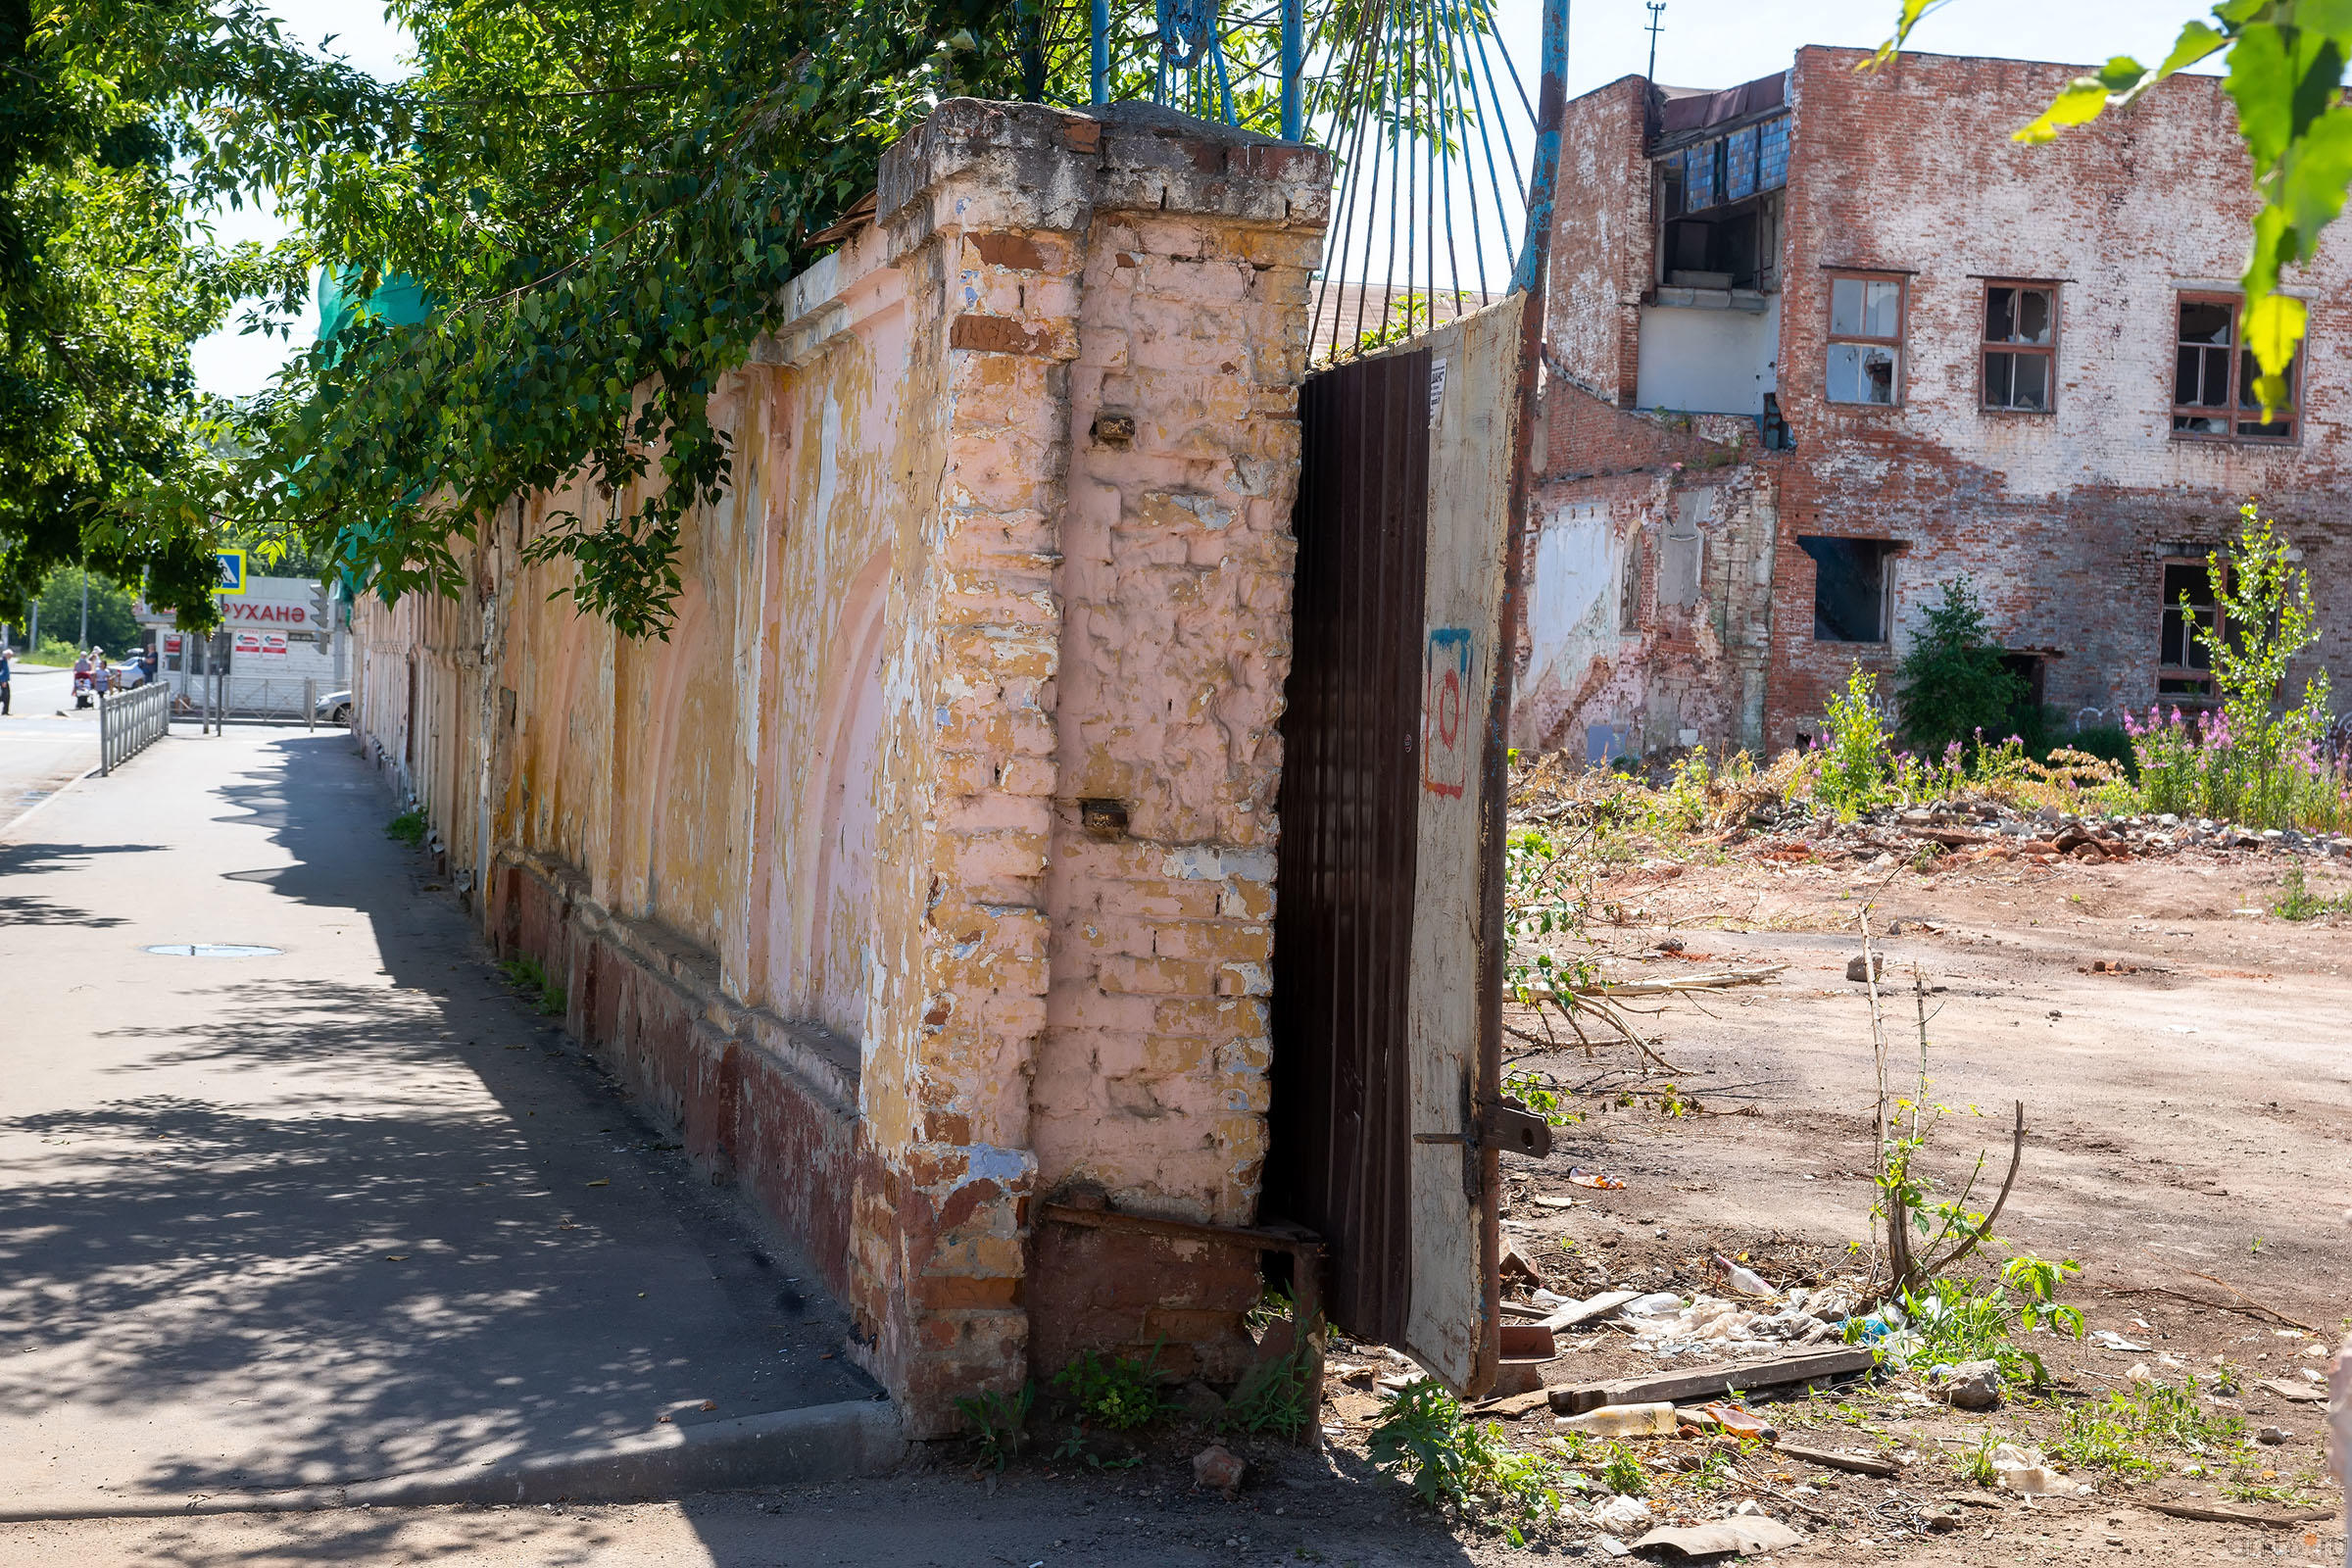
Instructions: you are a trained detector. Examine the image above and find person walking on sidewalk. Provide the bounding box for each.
[0,643,11,716]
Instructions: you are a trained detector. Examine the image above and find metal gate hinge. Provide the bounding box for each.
[1410,1100,1553,1159]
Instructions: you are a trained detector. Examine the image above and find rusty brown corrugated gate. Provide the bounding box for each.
[1265,348,1434,1346]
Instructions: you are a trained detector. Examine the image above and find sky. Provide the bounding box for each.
[188,0,2221,397]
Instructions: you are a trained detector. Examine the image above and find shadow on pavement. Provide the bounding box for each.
[0,737,874,1504]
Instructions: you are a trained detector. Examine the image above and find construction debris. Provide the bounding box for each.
[1547,1347,1879,1414]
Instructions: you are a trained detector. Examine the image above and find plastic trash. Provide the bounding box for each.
[1568,1168,1626,1190]
[1698,1401,1777,1441]
[1557,1401,1680,1438]
[1617,1292,1687,1318]
[1989,1443,2072,1495]
[2088,1329,2151,1352]
[1590,1494,1654,1534]
[1713,1253,1775,1298]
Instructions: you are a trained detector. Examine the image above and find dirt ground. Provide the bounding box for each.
[1326,830,2352,1564]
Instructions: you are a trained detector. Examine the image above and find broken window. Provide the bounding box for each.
[2172,294,2297,440]
[2158,559,2224,696]
[1826,274,1902,406]
[1983,283,2056,412]
[1799,537,1893,643]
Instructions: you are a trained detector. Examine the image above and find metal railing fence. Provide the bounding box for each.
[99,680,172,774]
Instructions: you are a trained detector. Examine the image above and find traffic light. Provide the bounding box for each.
[311,581,332,629]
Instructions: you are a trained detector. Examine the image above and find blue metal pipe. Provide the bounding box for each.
[1280,0,1302,139]
[1508,0,1567,294]
[1093,0,1110,105]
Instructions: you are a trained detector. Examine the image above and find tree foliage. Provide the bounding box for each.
[1879,2,2352,416]
[229,0,1047,639]
[1896,576,2024,756]
[0,2,391,627]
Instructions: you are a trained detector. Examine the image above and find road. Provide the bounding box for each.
[0,665,95,827]
[0,728,881,1519]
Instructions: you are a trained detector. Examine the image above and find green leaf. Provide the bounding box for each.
[2013,77,2113,145]
[2240,290,2306,415]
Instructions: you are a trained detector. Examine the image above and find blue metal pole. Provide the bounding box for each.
[1280,0,1302,139]
[1508,0,1568,294]
[1091,0,1109,104]
[1093,0,1110,105]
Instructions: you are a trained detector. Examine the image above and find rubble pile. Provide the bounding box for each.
[1735,800,2352,867]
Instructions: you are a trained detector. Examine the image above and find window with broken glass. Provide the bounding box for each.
[1799,536,1894,643]
[2172,294,2296,441]
[1826,274,1902,406]
[1982,283,2056,412]
[2158,559,2226,697]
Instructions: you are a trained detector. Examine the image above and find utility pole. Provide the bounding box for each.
[1645,1,1665,81]
[77,557,88,646]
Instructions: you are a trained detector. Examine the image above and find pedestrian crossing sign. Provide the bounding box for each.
[215,549,247,595]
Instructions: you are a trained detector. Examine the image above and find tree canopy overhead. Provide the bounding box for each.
[0,0,386,625]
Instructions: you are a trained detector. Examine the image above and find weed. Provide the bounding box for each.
[498,956,567,1017]
[1052,1347,1166,1432]
[2223,1462,2319,1508]
[386,808,427,846]
[1224,1343,1316,1442]
[1817,665,1892,819]
[2250,1235,2266,1256]
[953,1382,1033,1471]
[2274,864,2352,920]
[2055,1377,2244,1476]
[1953,1429,2000,1487]
[1245,1288,1295,1333]
[1598,1441,1647,1497]
[1367,1381,1562,1546]
[1867,1255,2083,1387]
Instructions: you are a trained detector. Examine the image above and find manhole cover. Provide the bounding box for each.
[142,943,284,958]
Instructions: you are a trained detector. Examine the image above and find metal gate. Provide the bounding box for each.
[1267,297,1539,1395]
[1266,348,1432,1350]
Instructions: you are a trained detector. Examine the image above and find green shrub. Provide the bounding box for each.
[1897,577,2025,756]
[1816,665,1892,819]
[386,809,427,845]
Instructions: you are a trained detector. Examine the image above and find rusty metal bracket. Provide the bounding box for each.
[1412,1099,1552,1160]
[1479,1101,1553,1159]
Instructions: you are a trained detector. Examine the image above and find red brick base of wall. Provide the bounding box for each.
[492,857,860,1311]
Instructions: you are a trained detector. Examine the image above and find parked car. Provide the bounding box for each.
[316,689,353,724]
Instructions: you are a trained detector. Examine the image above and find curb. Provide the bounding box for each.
[0,762,95,840]
[0,1398,907,1521]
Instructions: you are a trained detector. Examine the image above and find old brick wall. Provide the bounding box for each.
[349,99,1329,1439]
[1527,48,2352,760]
[1543,75,1654,407]
[1518,383,1779,757]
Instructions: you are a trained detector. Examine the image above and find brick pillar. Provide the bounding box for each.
[855,101,1328,1436]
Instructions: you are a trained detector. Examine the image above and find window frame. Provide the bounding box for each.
[1798,535,1896,646]
[2170,291,2299,444]
[2157,556,2228,698]
[1824,271,1907,409]
[1981,279,2059,415]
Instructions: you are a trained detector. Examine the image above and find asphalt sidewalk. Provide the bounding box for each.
[0,728,889,1517]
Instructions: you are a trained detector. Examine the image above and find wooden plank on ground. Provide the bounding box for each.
[1546,1347,1878,1414]
[2143,1500,2334,1528]
[1774,1441,1902,1477]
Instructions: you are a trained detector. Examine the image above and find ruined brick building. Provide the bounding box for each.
[1518,47,2352,760]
